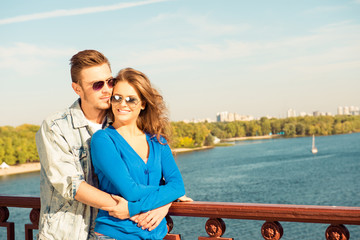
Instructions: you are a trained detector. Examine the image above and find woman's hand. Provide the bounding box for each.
[177,195,193,202]
[130,203,171,231]
[101,195,130,219]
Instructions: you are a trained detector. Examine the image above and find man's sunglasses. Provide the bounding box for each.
[110,94,140,108]
[92,78,115,91]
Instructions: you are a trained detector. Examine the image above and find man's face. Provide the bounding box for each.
[73,63,113,112]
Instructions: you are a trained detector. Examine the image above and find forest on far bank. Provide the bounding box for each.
[1,115,360,165]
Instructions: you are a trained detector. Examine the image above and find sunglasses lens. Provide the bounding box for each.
[125,97,139,106]
[92,81,105,91]
[108,78,114,88]
[111,95,122,103]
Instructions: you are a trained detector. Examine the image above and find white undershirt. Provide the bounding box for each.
[86,118,105,132]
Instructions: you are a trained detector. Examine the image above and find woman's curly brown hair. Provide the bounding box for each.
[113,68,171,144]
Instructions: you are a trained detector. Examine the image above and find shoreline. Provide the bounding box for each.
[221,134,282,142]
[0,136,280,176]
[0,162,40,177]
[172,145,215,154]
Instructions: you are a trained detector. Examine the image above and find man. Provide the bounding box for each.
[36,50,169,240]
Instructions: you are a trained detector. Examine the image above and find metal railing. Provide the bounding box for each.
[1,196,360,240]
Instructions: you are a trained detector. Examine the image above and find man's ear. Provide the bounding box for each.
[72,82,82,96]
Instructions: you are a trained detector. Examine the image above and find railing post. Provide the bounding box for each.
[0,206,15,240]
[164,215,182,240]
[198,218,233,240]
[25,208,40,240]
[325,224,350,240]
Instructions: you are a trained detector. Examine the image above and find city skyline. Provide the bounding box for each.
[183,104,360,123]
[1,0,360,126]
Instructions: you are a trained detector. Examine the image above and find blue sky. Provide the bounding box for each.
[1,0,360,126]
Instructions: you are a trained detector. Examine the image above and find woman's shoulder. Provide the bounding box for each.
[92,126,116,140]
[147,133,168,145]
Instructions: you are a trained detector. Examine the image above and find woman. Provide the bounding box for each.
[90,68,188,240]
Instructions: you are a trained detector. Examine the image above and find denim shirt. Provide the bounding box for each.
[36,99,109,240]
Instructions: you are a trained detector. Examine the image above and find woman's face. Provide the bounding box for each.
[111,81,144,125]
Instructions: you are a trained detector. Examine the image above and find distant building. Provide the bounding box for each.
[183,118,215,123]
[216,111,253,122]
[337,106,343,115]
[337,106,359,115]
[287,109,296,118]
[299,112,311,117]
[349,106,360,115]
[352,106,360,115]
[228,112,235,122]
[313,111,320,117]
[216,111,229,122]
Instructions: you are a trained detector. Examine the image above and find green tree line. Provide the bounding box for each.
[170,115,360,148]
[0,124,39,165]
[1,115,360,165]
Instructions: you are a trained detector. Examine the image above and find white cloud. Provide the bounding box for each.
[123,20,360,79]
[0,43,76,75]
[147,12,248,36]
[0,42,75,57]
[0,0,168,25]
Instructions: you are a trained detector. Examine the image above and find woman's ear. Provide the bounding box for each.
[141,102,146,110]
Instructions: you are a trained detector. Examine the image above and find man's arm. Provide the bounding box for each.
[75,181,130,219]
[36,120,130,219]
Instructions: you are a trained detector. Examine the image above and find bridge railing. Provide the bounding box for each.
[1,196,360,240]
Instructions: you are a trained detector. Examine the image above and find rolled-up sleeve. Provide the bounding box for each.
[36,120,85,200]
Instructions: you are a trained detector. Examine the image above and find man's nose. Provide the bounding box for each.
[102,82,112,93]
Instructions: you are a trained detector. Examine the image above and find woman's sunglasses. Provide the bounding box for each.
[110,94,140,108]
[92,78,115,91]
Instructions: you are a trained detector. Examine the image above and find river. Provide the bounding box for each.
[1,133,359,239]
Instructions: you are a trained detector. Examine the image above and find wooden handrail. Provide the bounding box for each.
[0,196,40,209]
[169,201,360,225]
[1,196,359,240]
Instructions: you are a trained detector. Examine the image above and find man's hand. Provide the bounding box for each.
[130,203,171,231]
[177,195,193,202]
[101,195,130,220]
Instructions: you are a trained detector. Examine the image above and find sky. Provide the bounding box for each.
[1,0,360,126]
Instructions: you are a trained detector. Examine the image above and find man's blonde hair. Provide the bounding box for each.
[70,50,110,84]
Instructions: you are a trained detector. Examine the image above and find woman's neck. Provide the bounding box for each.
[113,121,143,137]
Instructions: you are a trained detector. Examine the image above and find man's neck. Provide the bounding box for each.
[80,102,107,124]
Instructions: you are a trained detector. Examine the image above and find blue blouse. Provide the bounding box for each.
[90,125,185,240]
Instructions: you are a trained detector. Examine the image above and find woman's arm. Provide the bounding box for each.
[91,131,185,216]
[126,143,185,216]
[91,131,159,202]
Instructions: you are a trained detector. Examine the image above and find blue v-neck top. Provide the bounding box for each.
[90,125,185,240]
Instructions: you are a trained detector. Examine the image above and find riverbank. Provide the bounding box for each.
[0,162,40,177]
[172,145,214,153]
[221,134,282,142]
[0,136,277,176]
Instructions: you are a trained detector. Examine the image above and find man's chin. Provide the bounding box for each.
[97,102,111,110]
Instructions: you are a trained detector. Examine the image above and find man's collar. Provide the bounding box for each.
[70,99,88,129]
[70,98,112,129]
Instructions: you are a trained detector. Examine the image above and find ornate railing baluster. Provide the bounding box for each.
[25,208,40,240]
[325,224,350,240]
[164,215,182,240]
[261,221,283,240]
[198,218,233,240]
[0,206,15,240]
